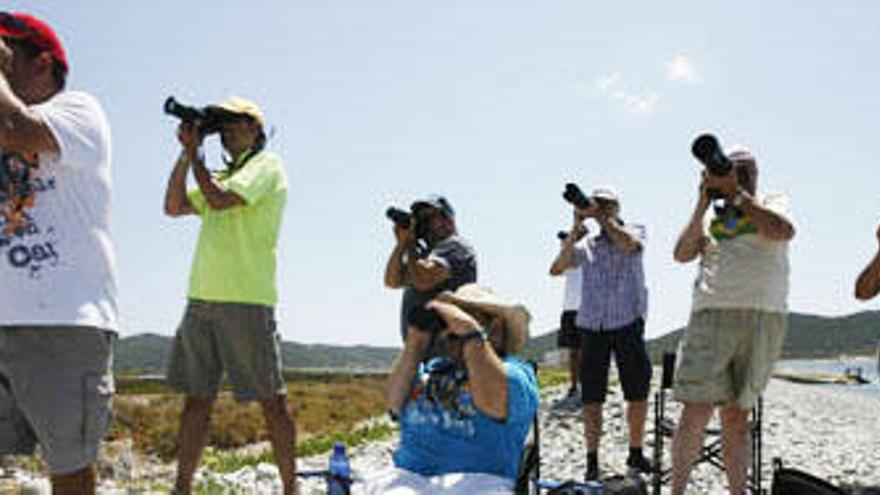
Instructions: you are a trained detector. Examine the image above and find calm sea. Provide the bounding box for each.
[775,356,879,396]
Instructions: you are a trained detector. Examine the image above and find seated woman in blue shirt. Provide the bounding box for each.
[369,284,539,495]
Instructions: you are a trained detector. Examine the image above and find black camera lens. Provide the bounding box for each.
[557,231,568,241]
[562,183,594,209]
[691,134,732,176]
[163,96,222,135]
[385,207,412,229]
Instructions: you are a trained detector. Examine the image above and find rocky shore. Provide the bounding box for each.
[1,379,877,494]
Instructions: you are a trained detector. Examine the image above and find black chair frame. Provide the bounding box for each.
[652,352,764,495]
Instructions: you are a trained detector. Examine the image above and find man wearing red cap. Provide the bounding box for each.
[0,12,117,495]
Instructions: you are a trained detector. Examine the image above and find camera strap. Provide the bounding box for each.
[221,147,260,175]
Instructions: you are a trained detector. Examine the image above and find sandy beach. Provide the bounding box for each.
[1,378,877,494]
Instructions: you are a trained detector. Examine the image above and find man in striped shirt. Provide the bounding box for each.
[550,186,652,481]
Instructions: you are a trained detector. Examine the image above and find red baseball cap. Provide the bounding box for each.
[0,12,68,74]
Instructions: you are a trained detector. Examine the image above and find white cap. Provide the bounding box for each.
[726,145,756,164]
[591,186,620,203]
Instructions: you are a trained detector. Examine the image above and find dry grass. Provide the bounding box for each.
[110,373,389,460]
[111,367,560,463]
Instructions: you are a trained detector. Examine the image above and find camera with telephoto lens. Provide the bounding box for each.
[562,183,595,210]
[385,207,412,229]
[691,134,733,176]
[386,205,433,241]
[386,205,431,258]
[691,133,735,200]
[164,96,228,135]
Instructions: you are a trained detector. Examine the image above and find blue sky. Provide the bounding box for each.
[11,1,880,345]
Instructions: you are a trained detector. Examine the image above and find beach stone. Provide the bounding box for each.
[3,376,879,493]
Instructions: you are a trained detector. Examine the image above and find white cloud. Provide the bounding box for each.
[596,72,622,92]
[622,90,659,114]
[666,55,699,83]
[595,73,658,115]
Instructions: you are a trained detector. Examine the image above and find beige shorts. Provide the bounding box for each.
[674,309,787,409]
[166,299,285,402]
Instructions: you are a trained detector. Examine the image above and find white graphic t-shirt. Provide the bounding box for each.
[0,91,118,331]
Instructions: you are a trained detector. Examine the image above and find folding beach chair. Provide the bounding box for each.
[652,352,764,495]
[515,360,541,495]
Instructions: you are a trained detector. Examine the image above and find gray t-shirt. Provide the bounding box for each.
[399,234,477,339]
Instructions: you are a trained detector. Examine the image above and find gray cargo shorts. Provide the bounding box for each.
[0,326,115,475]
[166,299,286,402]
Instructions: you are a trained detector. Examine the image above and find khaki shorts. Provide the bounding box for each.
[674,309,787,409]
[0,326,115,475]
[166,300,286,402]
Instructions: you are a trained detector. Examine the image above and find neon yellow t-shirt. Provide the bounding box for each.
[186,151,287,307]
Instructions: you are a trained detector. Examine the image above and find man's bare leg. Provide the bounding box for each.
[262,395,299,495]
[51,465,96,495]
[671,401,714,495]
[568,348,581,393]
[173,396,215,494]
[583,402,603,478]
[626,400,647,448]
[720,405,750,495]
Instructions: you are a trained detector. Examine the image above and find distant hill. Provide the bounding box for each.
[521,311,880,363]
[116,311,880,374]
[115,333,400,374]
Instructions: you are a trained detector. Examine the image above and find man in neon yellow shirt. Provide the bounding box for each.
[163,96,297,495]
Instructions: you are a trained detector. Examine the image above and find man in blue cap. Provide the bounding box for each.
[384,194,478,342]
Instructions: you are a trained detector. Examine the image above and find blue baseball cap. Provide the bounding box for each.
[411,194,455,218]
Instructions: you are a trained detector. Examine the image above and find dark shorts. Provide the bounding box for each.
[557,311,581,349]
[166,300,286,402]
[579,318,652,403]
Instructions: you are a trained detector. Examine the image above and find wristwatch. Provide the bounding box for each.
[456,328,488,344]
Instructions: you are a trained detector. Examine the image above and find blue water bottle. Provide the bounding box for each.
[327,441,351,495]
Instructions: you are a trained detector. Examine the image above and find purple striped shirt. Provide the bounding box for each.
[574,224,648,331]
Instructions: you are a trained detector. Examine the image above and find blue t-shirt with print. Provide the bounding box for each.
[393,356,539,480]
